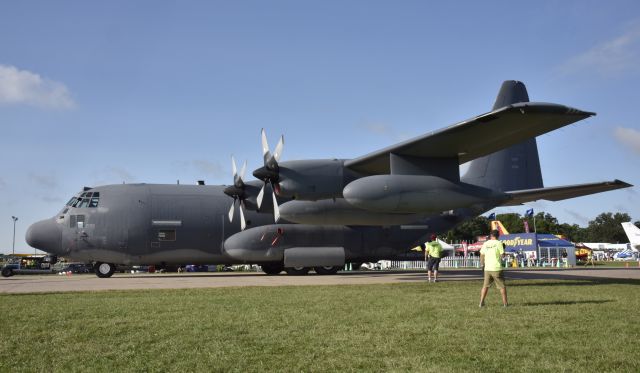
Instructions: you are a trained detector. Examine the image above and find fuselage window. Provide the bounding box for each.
[77,198,89,208]
[66,197,77,206]
[158,230,176,241]
[89,198,99,208]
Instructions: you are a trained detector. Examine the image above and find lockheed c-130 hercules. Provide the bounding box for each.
[24,81,631,277]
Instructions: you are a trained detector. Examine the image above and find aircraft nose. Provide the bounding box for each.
[26,219,62,255]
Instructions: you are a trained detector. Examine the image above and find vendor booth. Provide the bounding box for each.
[499,233,576,267]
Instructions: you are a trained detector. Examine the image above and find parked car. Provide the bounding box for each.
[58,263,92,274]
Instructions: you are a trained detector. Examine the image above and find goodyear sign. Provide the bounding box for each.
[499,234,536,251]
[498,233,574,252]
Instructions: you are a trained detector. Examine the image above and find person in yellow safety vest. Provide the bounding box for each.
[426,234,443,283]
[479,229,508,307]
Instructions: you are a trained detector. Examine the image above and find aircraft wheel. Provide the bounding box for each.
[95,262,115,278]
[261,263,284,275]
[1,267,13,277]
[284,266,310,276]
[314,266,340,275]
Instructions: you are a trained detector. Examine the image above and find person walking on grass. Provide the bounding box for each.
[479,229,508,307]
[426,234,443,283]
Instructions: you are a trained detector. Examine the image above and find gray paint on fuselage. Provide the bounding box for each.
[32,183,477,266]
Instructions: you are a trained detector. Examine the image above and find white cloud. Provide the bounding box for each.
[29,173,59,189]
[564,209,590,225]
[613,127,640,155]
[361,122,393,136]
[358,122,413,142]
[192,160,224,177]
[559,23,640,76]
[104,167,135,184]
[41,196,63,204]
[0,64,75,109]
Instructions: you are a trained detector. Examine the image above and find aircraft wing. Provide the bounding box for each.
[345,102,595,174]
[499,180,632,206]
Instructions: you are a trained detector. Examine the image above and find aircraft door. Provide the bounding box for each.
[150,195,204,252]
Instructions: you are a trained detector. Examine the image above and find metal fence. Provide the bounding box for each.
[381,257,481,270]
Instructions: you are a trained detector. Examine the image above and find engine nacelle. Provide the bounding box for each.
[276,159,356,200]
[223,225,352,266]
[279,198,427,226]
[343,175,508,213]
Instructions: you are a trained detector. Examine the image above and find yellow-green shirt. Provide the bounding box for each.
[427,241,443,258]
[480,239,504,271]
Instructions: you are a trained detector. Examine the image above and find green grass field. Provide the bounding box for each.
[1,278,639,372]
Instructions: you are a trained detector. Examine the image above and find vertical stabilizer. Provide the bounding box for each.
[462,81,544,192]
[622,222,640,249]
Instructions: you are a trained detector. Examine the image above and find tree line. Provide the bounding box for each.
[445,212,640,244]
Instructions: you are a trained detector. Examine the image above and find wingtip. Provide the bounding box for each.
[613,179,633,188]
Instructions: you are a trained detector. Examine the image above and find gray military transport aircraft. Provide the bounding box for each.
[24,81,631,277]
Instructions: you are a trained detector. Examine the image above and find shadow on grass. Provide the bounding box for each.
[521,299,614,307]
[507,277,640,286]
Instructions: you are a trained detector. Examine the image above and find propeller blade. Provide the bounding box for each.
[239,202,246,230]
[273,135,284,162]
[261,128,270,158]
[257,183,265,209]
[228,201,235,222]
[272,190,280,222]
[239,160,247,181]
[231,156,237,178]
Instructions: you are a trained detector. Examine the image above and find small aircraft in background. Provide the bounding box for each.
[622,222,640,251]
[26,81,632,277]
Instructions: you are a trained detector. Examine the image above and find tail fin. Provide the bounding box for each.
[461,81,543,192]
[622,222,640,249]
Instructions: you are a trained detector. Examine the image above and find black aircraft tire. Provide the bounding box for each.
[1,267,13,277]
[95,262,116,278]
[314,266,341,275]
[284,266,310,276]
[261,263,284,275]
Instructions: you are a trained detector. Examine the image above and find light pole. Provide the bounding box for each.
[11,216,18,255]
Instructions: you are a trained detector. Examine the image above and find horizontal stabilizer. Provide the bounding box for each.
[346,102,594,175]
[500,180,632,206]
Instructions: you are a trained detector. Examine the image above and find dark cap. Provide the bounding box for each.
[490,229,500,238]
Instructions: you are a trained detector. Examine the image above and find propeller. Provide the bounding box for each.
[224,156,248,230]
[253,128,283,222]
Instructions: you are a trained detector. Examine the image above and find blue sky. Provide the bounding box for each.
[1,1,639,253]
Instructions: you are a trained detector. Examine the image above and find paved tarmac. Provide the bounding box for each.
[1,267,639,294]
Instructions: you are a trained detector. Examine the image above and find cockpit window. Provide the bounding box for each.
[67,191,100,208]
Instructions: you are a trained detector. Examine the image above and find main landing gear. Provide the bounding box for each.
[261,263,342,276]
[95,262,116,278]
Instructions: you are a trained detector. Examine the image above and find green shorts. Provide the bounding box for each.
[483,271,505,289]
